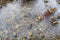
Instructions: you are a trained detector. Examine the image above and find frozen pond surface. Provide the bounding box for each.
[0,0,60,39]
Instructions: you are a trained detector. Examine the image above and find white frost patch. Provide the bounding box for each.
[0,0,60,38]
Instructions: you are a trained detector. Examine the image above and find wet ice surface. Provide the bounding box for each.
[0,0,60,39]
